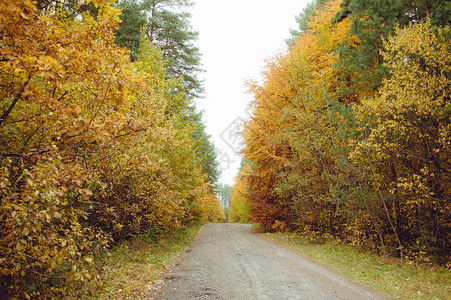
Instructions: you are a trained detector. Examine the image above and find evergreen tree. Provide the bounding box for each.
[114,0,203,98]
[216,183,231,207]
[115,0,147,61]
[332,0,450,102]
[114,1,217,186]
[188,106,220,187]
[143,0,203,98]
[332,0,404,101]
[287,0,329,45]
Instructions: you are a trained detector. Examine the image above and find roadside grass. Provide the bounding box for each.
[259,232,450,300]
[83,223,202,299]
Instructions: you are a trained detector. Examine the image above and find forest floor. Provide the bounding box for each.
[84,224,202,299]
[147,223,384,299]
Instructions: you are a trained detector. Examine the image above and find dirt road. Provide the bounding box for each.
[148,223,384,300]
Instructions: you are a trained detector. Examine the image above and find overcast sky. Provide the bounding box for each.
[190,0,310,185]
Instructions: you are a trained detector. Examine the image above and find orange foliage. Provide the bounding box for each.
[239,0,450,263]
[0,0,222,297]
[242,0,348,231]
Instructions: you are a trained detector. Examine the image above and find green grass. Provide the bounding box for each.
[259,232,450,299]
[82,223,202,299]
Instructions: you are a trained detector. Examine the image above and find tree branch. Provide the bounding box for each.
[0,79,30,127]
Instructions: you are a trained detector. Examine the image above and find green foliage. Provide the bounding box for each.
[287,0,329,45]
[332,0,450,101]
[333,0,404,99]
[115,0,147,61]
[187,106,220,187]
[115,0,204,98]
[149,7,203,98]
[216,183,231,207]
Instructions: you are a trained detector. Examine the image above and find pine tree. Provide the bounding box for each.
[115,0,147,61]
[188,106,220,187]
[332,0,405,101]
[114,1,216,184]
[216,183,231,207]
[143,0,203,98]
[114,0,203,98]
[287,0,329,45]
[332,0,450,102]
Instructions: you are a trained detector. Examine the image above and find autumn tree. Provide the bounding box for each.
[0,0,221,297]
[242,0,352,232]
[349,20,451,258]
[287,0,329,45]
[228,161,252,223]
[332,0,450,101]
[0,0,132,296]
[239,0,450,262]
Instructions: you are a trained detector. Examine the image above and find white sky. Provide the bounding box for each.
[190,0,310,185]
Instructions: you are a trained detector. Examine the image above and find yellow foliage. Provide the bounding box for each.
[0,0,221,297]
[241,0,351,230]
[239,0,450,262]
[350,20,450,253]
[228,163,252,223]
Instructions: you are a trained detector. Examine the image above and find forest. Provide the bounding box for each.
[1,0,450,297]
[229,0,450,265]
[0,0,224,297]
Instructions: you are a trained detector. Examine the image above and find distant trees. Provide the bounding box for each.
[188,107,220,187]
[216,183,231,207]
[0,0,222,298]
[228,161,252,223]
[239,0,450,262]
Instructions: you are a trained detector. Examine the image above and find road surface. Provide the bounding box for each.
[148,223,384,300]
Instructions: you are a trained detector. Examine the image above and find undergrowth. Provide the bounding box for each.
[81,223,203,299]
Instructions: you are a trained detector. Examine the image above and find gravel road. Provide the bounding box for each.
[148,223,385,300]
